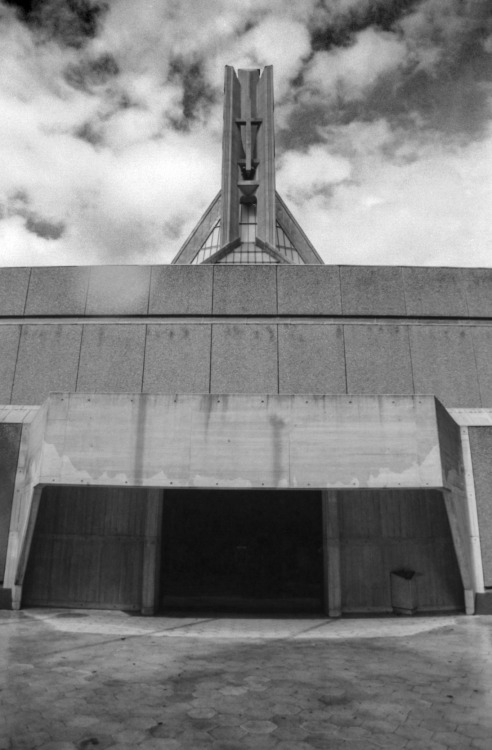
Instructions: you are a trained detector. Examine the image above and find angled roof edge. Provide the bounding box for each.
[171,191,221,265]
[275,192,324,265]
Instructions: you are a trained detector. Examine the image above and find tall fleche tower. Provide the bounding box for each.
[172,66,324,265]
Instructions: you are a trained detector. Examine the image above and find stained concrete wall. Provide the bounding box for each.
[12,325,82,404]
[0,423,22,581]
[469,427,492,587]
[76,325,146,393]
[0,265,492,408]
[1,320,492,407]
[2,264,492,320]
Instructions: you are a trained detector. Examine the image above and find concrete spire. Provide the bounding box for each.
[172,66,323,265]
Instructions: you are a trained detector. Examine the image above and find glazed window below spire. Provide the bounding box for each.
[190,220,221,264]
[218,204,275,264]
[276,223,304,265]
[190,207,306,264]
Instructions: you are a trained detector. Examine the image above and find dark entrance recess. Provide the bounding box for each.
[160,489,324,614]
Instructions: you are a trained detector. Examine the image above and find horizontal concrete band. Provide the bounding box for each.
[0,321,492,409]
[1,265,492,318]
[21,393,455,489]
[3,405,492,426]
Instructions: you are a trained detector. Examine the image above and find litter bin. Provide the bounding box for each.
[390,569,418,615]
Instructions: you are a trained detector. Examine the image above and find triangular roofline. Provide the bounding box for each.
[171,192,221,265]
[171,191,323,265]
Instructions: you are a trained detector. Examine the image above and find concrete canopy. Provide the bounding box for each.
[3,392,477,612]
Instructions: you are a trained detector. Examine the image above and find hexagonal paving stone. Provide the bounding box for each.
[112,729,148,744]
[209,726,247,741]
[273,723,309,741]
[176,728,214,745]
[271,702,302,716]
[139,740,182,750]
[458,724,492,740]
[187,708,217,719]
[219,686,249,696]
[432,731,472,747]
[240,720,277,734]
[212,714,244,727]
[66,717,98,729]
[241,735,278,749]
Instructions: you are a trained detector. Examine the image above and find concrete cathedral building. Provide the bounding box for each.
[1,66,492,617]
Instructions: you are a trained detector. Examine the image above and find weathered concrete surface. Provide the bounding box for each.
[86,266,151,316]
[471,327,492,407]
[341,266,406,316]
[212,266,277,315]
[149,265,213,315]
[3,319,492,407]
[0,268,30,316]
[31,394,446,490]
[143,324,211,393]
[3,394,464,600]
[409,325,480,407]
[277,266,341,315]
[435,400,475,609]
[278,324,346,394]
[25,268,89,316]
[76,324,146,393]
[403,267,469,318]
[0,424,21,581]
[344,324,413,395]
[0,326,20,404]
[2,265,492,320]
[211,324,278,392]
[2,610,492,750]
[11,325,82,405]
[463,268,492,318]
[469,427,492,587]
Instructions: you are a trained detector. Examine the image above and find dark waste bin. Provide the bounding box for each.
[390,569,418,615]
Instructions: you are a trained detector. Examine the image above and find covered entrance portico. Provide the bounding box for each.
[4,392,481,615]
[21,484,463,614]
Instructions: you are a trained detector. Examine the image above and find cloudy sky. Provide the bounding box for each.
[0,0,491,267]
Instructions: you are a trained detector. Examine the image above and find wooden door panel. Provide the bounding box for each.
[23,487,147,609]
[339,490,463,613]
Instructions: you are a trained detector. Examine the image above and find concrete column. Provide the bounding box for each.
[460,427,485,598]
[322,490,341,617]
[256,66,276,247]
[141,489,163,616]
[5,485,43,609]
[220,66,241,247]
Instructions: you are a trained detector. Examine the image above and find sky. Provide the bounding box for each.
[0,0,491,267]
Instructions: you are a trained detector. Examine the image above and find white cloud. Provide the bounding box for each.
[0,0,490,266]
[289,125,492,267]
[305,27,408,101]
[277,146,352,203]
[217,16,312,99]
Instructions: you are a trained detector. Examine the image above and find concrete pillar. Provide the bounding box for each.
[141,490,163,616]
[322,490,341,617]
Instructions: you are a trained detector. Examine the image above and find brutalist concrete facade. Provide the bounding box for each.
[0,263,492,614]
